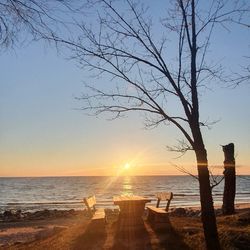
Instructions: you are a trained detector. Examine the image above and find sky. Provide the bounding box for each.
[0,1,250,177]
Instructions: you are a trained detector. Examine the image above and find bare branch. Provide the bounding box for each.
[0,0,82,49]
[209,169,225,189]
[166,139,193,156]
[170,162,199,180]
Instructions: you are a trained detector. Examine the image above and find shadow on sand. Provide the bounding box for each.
[111,218,151,250]
[72,219,107,250]
[111,216,190,250]
[72,216,190,250]
[145,217,191,250]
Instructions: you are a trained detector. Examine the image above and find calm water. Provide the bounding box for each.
[0,176,249,212]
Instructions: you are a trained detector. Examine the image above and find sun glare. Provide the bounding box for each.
[124,163,131,170]
[116,162,134,176]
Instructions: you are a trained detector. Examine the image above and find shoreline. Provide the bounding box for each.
[1,202,250,218]
[2,201,250,214]
[1,203,250,249]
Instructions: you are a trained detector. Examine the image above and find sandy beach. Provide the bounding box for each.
[0,203,249,250]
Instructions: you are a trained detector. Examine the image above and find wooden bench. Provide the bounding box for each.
[83,195,106,222]
[147,192,173,224]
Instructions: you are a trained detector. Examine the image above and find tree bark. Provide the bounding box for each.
[192,125,220,249]
[222,143,236,215]
[195,148,221,250]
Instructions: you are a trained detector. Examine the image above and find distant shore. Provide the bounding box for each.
[1,203,250,249]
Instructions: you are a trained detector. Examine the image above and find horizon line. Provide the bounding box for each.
[0,174,249,178]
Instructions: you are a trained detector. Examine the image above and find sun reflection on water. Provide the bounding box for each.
[122,176,133,195]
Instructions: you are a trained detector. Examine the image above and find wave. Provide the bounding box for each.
[4,191,250,205]
[1,176,249,212]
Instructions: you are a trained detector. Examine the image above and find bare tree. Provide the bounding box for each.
[50,0,249,249]
[230,61,250,86]
[227,18,250,86]
[0,0,81,50]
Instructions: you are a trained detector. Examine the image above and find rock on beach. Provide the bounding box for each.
[0,209,78,222]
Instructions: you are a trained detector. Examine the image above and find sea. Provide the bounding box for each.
[0,175,249,213]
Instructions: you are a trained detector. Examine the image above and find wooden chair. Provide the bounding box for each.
[83,195,106,222]
[147,192,173,224]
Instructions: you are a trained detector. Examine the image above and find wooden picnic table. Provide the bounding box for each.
[113,195,151,225]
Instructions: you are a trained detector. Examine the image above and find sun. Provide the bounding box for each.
[115,162,133,176]
[124,163,131,170]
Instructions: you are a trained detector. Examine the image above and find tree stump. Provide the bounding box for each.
[222,143,236,215]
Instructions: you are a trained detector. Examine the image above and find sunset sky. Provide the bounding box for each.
[0,1,249,177]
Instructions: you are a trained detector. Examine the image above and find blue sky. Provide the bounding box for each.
[0,1,249,176]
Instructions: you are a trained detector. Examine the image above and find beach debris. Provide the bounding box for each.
[185,209,199,217]
[1,210,24,222]
[170,208,204,217]
[1,209,79,222]
[171,207,187,216]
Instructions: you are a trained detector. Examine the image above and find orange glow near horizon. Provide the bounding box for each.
[1,153,249,177]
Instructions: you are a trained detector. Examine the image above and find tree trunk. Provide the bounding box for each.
[222,143,236,215]
[195,148,220,250]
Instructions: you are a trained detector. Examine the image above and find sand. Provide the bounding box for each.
[0,204,250,250]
